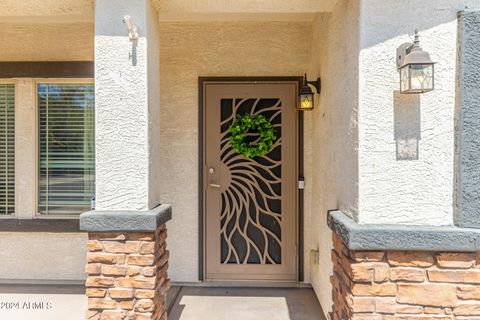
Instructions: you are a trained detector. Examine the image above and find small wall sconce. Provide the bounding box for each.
[123,15,139,41]
[299,74,321,111]
[397,30,435,94]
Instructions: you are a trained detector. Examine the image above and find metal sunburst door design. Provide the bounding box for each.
[219,98,282,265]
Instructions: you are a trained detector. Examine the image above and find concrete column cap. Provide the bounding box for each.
[80,204,172,232]
[328,210,480,252]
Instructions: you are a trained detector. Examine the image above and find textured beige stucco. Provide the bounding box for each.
[154,0,337,14]
[147,0,163,211]
[15,79,37,219]
[0,0,93,19]
[304,0,361,315]
[0,0,337,22]
[0,4,93,282]
[0,79,89,282]
[0,232,88,281]
[158,21,311,282]
[0,23,93,61]
[1,0,335,18]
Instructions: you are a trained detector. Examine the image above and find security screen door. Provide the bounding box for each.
[203,81,297,281]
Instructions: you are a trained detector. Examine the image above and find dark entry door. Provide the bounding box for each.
[203,81,297,281]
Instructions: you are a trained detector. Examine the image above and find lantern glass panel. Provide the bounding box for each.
[409,64,433,92]
[300,93,314,110]
[400,66,410,92]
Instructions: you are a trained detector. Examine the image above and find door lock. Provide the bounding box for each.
[208,167,220,188]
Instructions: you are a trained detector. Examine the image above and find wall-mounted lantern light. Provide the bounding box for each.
[123,15,139,42]
[299,74,321,111]
[397,30,435,94]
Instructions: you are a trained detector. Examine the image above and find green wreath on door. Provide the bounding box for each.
[229,114,277,159]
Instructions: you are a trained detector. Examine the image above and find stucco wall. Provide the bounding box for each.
[454,10,480,228]
[1,0,335,19]
[357,0,478,226]
[0,23,93,61]
[95,0,163,211]
[158,21,311,282]
[0,79,90,282]
[0,0,95,20]
[154,0,336,14]
[305,0,361,316]
[0,233,87,282]
[147,0,163,211]
[0,28,92,282]
[304,1,478,314]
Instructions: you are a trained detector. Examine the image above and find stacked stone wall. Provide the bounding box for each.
[332,233,480,320]
[85,225,170,320]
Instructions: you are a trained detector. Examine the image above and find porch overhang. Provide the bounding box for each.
[0,0,338,24]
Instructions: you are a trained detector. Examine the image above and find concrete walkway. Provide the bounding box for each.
[0,284,326,320]
[167,286,326,320]
[0,284,87,320]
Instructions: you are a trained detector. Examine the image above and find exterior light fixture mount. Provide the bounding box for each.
[123,15,139,41]
[397,30,435,94]
[298,74,321,111]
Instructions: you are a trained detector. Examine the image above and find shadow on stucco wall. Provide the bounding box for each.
[393,91,421,160]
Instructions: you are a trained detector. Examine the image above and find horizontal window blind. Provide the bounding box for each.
[38,83,95,215]
[0,84,15,215]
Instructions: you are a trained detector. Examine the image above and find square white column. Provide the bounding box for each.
[94,0,160,211]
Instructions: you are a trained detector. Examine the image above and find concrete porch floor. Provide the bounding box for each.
[0,284,326,320]
[167,286,326,320]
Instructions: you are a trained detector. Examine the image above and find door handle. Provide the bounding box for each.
[209,183,221,188]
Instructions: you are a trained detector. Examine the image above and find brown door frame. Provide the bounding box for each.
[198,76,304,282]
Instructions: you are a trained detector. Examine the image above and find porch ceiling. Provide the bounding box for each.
[0,0,337,24]
[154,0,338,21]
[154,0,338,13]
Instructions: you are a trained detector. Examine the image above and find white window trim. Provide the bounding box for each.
[0,79,18,219]
[0,78,94,220]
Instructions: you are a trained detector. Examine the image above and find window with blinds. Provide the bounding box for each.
[0,84,15,215]
[38,83,95,215]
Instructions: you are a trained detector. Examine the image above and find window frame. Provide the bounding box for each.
[34,78,95,219]
[0,79,18,219]
[0,61,94,231]
[0,77,94,230]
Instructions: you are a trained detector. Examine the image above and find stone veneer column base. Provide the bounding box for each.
[331,233,480,320]
[85,225,170,320]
